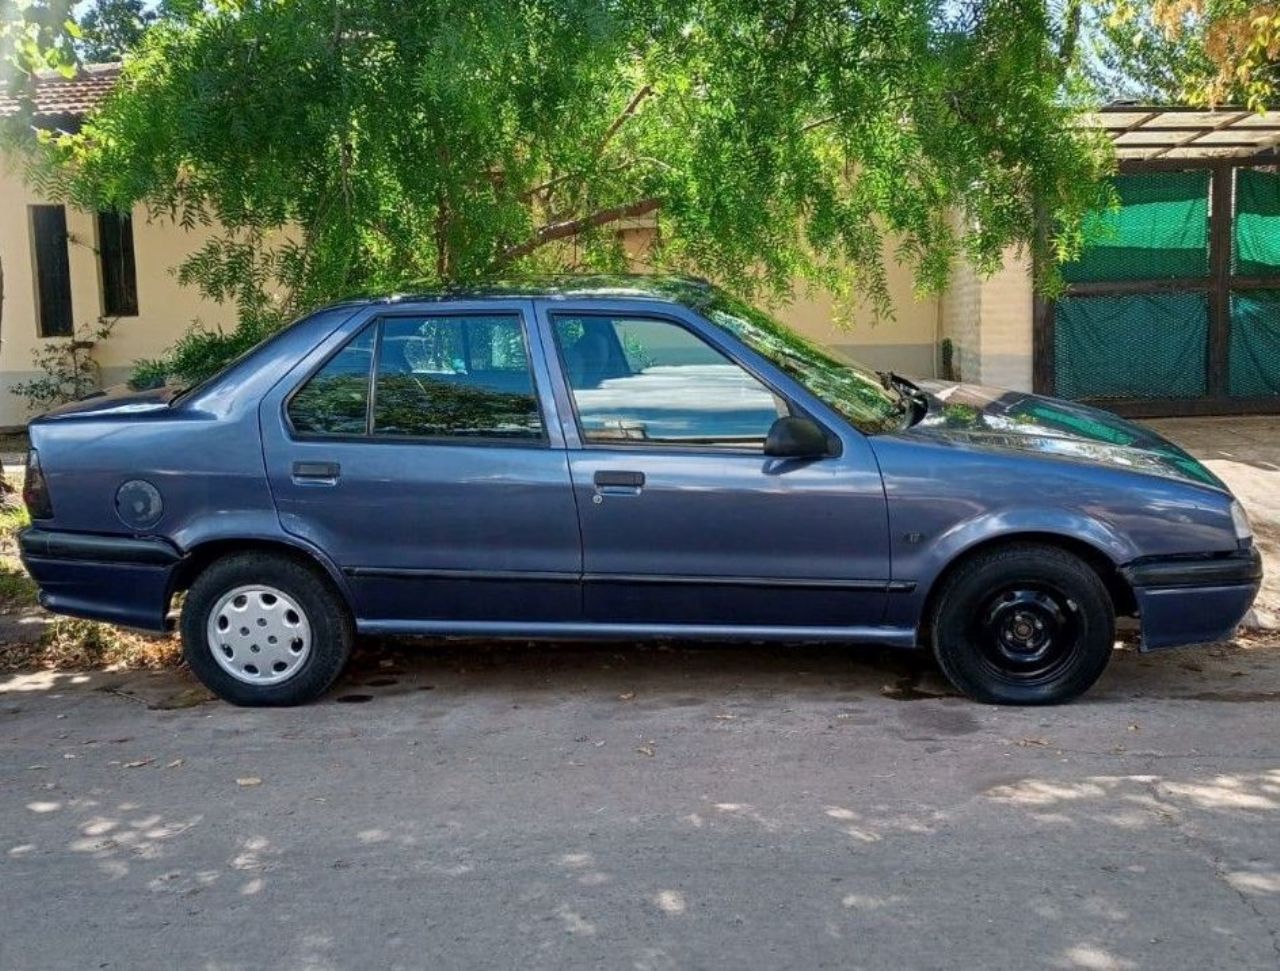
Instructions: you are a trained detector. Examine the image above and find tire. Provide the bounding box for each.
[181,552,354,706]
[930,543,1115,706]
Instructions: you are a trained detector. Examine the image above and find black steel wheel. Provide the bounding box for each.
[931,543,1115,705]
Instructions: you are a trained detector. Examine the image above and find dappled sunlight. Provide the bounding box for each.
[1163,773,1280,811]
[840,893,904,911]
[986,777,1132,807]
[1055,943,1138,970]
[711,801,780,832]
[1223,869,1280,895]
[554,903,596,936]
[653,889,686,914]
[986,770,1280,826]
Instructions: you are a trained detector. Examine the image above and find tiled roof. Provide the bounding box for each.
[0,62,121,123]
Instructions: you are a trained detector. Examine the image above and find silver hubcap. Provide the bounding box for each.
[206,585,311,686]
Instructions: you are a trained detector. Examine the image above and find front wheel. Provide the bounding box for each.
[930,543,1115,705]
[181,552,354,706]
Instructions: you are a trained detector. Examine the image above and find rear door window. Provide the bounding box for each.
[372,315,544,440]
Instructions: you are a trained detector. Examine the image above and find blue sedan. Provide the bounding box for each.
[18,276,1262,706]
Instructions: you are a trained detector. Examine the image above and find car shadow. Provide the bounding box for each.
[326,632,1280,707]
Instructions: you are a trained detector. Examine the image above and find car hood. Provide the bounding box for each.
[904,381,1224,490]
[37,384,178,420]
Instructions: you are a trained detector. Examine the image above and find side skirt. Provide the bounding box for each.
[355,619,921,648]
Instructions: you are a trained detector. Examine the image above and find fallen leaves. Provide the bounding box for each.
[636,743,655,758]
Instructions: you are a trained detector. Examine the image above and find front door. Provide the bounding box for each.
[538,305,891,629]
[260,302,582,624]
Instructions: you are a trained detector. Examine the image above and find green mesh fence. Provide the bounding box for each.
[1230,290,1280,396]
[1061,172,1210,283]
[1234,169,1280,275]
[1055,293,1209,399]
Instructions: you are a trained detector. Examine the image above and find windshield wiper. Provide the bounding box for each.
[878,370,928,424]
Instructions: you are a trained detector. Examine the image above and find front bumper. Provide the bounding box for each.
[1121,547,1262,651]
[18,527,181,631]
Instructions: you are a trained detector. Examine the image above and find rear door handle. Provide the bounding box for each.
[593,470,645,495]
[292,461,341,483]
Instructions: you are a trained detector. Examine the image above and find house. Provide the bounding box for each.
[2,66,1278,430]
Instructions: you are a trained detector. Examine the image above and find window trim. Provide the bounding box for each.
[547,309,823,456]
[283,310,551,447]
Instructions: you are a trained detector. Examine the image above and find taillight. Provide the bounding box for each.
[23,449,53,519]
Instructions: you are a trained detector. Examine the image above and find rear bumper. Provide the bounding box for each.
[1121,547,1262,651]
[18,527,180,632]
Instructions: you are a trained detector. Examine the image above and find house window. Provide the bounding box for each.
[98,210,139,317]
[30,205,73,338]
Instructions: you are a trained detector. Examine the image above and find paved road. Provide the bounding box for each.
[4,637,1280,970]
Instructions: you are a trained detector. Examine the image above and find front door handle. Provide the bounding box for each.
[292,461,341,484]
[593,470,644,496]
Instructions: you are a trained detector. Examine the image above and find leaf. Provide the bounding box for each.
[124,757,156,768]
[636,743,655,757]
[617,691,635,701]
[166,758,185,769]
[236,776,262,787]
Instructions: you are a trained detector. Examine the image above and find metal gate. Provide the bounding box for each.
[1035,159,1280,417]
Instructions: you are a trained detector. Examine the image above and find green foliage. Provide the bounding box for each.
[24,0,1112,381]
[127,357,170,391]
[160,318,275,386]
[77,0,153,62]
[0,0,78,88]
[1084,0,1217,102]
[11,318,114,412]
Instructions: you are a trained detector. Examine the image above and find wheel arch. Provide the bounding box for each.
[168,536,355,613]
[916,531,1137,648]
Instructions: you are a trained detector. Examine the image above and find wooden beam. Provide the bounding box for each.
[1207,166,1233,397]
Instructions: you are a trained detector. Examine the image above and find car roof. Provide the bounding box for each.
[345,273,718,308]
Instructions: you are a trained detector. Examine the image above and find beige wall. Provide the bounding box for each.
[939,246,1034,391]
[0,157,237,427]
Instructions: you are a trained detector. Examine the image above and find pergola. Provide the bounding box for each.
[1085,105,1280,164]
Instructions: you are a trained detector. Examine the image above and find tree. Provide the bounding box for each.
[25,0,1112,384]
[1093,0,1280,108]
[77,0,153,62]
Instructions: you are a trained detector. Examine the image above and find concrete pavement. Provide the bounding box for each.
[4,638,1280,970]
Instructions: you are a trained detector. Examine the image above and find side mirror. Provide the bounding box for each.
[764,416,829,458]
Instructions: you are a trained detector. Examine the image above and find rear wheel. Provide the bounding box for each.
[930,543,1115,705]
[181,552,353,706]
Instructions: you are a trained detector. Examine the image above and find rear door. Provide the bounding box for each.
[259,300,582,626]
[534,299,892,630]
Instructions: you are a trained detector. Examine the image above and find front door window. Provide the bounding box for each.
[552,314,785,448]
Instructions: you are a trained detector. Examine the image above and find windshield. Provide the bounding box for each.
[700,293,907,434]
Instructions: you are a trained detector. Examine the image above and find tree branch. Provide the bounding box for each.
[497,197,661,264]
[1057,0,1082,69]
[596,83,654,156]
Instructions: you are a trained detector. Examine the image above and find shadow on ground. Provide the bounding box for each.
[7,631,1278,713]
